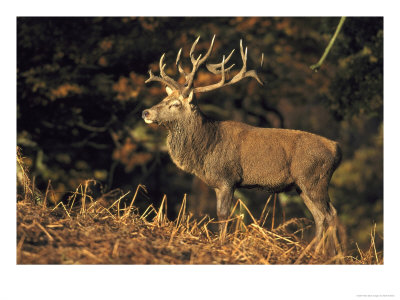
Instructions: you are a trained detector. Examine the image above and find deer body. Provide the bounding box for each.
[168,114,341,192]
[142,36,341,243]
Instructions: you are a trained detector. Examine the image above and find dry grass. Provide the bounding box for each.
[16,149,383,265]
[16,183,382,265]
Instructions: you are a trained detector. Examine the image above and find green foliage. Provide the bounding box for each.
[332,122,383,246]
[326,18,383,120]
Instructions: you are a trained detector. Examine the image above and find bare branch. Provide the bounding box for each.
[310,17,346,72]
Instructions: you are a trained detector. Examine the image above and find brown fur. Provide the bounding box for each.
[142,90,341,246]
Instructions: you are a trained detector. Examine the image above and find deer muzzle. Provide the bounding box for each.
[142,109,156,124]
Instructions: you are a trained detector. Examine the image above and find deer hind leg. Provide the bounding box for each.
[298,174,337,232]
[299,190,326,241]
[298,182,339,254]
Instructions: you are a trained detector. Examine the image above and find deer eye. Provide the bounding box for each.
[169,101,181,108]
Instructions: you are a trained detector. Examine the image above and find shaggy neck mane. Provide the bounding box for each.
[166,107,219,174]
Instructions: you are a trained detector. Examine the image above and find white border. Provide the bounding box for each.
[2,1,399,299]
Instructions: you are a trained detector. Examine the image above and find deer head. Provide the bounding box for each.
[142,35,264,125]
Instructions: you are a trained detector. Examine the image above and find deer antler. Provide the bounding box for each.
[181,35,216,96]
[145,35,263,96]
[194,39,263,94]
[145,53,183,91]
[205,48,235,75]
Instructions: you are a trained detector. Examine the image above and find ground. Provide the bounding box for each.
[16,183,381,265]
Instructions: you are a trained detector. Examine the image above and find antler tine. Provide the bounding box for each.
[226,39,263,85]
[183,35,216,96]
[176,48,182,65]
[189,36,201,64]
[159,54,183,90]
[198,34,215,66]
[261,53,264,68]
[221,56,226,80]
[145,69,171,86]
[219,55,226,87]
[159,53,166,72]
[145,54,183,91]
[176,48,189,82]
[183,54,202,95]
[206,49,235,75]
[194,39,263,93]
[239,40,247,74]
[189,35,215,65]
[193,55,227,93]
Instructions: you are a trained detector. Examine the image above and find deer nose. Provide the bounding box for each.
[142,110,150,119]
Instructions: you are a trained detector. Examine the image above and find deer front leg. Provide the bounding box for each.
[215,185,234,233]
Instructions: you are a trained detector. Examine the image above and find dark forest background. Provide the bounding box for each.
[17,17,383,251]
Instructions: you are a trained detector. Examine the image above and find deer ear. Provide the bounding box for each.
[165,86,173,95]
[186,90,194,103]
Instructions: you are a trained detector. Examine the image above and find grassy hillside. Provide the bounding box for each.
[17,148,382,264]
[17,183,382,265]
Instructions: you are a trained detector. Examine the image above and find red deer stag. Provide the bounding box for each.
[142,35,341,245]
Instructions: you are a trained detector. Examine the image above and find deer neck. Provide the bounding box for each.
[166,108,218,174]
